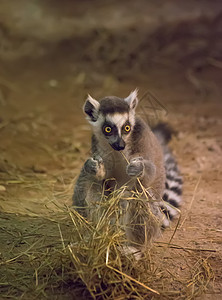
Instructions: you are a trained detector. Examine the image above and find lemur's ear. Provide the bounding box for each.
[124,89,138,110]
[83,95,100,122]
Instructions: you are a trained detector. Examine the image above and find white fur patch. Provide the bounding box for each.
[124,89,138,109]
[164,189,182,204]
[128,111,136,127]
[89,114,104,130]
[162,216,170,227]
[164,203,179,218]
[167,169,179,178]
[106,113,128,135]
[164,153,172,162]
[166,179,182,190]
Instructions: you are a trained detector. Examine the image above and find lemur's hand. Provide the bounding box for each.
[84,155,105,180]
[126,157,144,177]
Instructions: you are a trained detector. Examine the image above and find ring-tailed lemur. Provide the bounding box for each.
[73,90,182,247]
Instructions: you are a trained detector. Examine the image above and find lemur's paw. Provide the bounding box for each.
[126,157,144,177]
[84,156,105,180]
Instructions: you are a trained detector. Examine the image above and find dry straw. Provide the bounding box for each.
[0,178,214,299]
[0,154,214,299]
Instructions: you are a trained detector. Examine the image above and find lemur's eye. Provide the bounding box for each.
[104,126,112,133]
[124,125,131,132]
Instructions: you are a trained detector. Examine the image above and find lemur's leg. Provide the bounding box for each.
[124,157,162,247]
[72,155,106,217]
[126,156,173,229]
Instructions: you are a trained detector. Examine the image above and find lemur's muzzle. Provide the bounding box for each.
[111,138,125,151]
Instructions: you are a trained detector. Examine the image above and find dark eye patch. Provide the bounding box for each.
[122,121,131,134]
[102,121,118,136]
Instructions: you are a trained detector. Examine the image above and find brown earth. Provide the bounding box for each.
[0,53,221,299]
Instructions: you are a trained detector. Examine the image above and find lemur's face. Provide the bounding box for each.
[101,112,132,151]
[83,90,138,151]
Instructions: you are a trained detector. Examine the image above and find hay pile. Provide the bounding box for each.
[0,183,214,299]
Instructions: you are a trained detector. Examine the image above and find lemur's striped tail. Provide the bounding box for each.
[152,123,183,227]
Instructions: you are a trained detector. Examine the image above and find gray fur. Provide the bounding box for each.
[99,96,129,115]
[73,91,182,249]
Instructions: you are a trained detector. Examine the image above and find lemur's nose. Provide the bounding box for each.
[111,138,125,151]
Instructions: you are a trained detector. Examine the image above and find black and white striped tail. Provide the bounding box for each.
[152,123,183,227]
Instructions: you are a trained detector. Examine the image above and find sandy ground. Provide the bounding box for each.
[0,53,221,299]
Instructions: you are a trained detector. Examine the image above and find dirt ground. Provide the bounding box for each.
[0,52,221,299]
